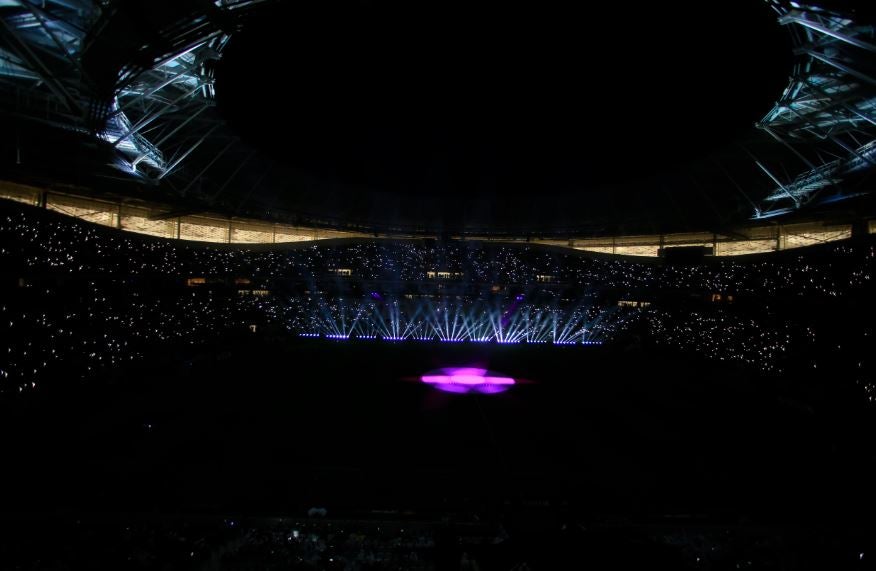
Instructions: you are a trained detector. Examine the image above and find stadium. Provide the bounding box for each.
[0,0,874,568]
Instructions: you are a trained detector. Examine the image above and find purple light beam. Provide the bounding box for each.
[421,367,515,394]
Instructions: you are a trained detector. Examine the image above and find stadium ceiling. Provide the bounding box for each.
[754,1,876,218]
[0,0,874,233]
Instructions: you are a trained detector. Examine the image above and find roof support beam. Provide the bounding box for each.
[755,161,800,208]
[758,124,818,170]
[180,136,237,196]
[18,0,88,79]
[802,49,876,88]
[155,123,220,181]
[132,102,209,166]
[111,83,202,148]
[802,78,876,128]
[780,11,876,53]
[0,14,81,115]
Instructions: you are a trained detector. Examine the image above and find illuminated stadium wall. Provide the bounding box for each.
[0,181,363,243]
[0,180,866,256]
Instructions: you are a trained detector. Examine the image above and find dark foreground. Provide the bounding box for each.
[1,338,874,568]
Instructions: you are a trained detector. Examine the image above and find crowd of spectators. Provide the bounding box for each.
[644,309,795,373]
[0,517,443,570]
[0,202,875,569]
[1,514,872,570]
[1,204,872,296]
[0,201,872,394]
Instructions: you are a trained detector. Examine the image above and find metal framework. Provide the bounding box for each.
[95,0,270,185]
[1,1,874,227]
[755,0,876,217]
[0,0,94,130]
[0,0,268,181]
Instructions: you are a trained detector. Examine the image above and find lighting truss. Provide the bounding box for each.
[285,296,630,346]
[754,1,876,217]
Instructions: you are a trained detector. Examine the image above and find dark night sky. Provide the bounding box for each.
[217,1,792,205]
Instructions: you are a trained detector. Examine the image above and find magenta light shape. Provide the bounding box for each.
[421,367,515,394]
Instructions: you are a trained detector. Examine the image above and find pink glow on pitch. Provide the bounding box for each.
[421,367,515,394]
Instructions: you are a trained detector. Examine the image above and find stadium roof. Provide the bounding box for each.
[0,0,874,236]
